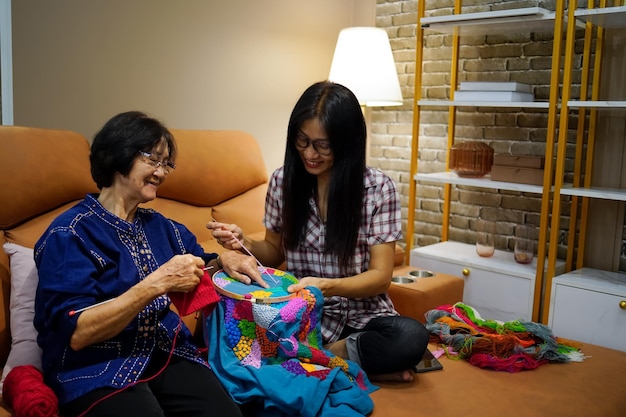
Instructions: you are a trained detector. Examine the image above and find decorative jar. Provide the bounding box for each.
[449,141,494,177]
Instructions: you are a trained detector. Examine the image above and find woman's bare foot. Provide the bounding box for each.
[369,369,414,383]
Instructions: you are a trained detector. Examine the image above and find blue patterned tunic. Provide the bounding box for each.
[34,194,212,405]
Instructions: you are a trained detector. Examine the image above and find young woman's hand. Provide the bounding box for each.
[288,276,329,295]
[206,220,244,250]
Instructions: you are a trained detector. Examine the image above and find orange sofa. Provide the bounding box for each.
[1,126,624,417]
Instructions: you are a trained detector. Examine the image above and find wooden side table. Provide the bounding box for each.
[388,266,464,322]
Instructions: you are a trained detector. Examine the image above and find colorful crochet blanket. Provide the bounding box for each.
[425,302,585,373]
[204,286,376,417]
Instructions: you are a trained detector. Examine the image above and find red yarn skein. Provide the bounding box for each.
[3,365,59,417]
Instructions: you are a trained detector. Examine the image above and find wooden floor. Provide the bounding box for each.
[370,342,626,417]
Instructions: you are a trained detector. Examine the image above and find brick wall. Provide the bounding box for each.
[370,0,580,260]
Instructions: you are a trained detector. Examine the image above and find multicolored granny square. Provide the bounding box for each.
[221,288,350,379]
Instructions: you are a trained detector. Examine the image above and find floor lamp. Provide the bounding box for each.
[328,26,403,161]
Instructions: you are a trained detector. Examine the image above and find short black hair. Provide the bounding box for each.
[90,111,176,189]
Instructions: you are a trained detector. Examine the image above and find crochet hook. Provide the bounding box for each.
[230,234,278,284]
[212,218,277,284]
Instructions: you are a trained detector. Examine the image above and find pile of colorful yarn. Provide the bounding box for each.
[425,302,584,372]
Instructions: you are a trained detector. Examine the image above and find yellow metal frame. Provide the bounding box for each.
[405,0,461,264]
[442,2,461,243]
[542,0,614,323]
[567,0,595,272]
[543,1,578,324]
[404,0,425,264]
[533,0,566,322]
[577,0,609,270]
[405,0,604,323]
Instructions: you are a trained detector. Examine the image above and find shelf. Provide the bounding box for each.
[410,241,565,279]
[416,173,626,200]
[418,99,550,109]
[420,7,558,35]
[567,100,626,109]
[419,100,626,109]
[559,184,626,201]
[574,6,626,29]
[415,171,545,194]
[552,268,626,292]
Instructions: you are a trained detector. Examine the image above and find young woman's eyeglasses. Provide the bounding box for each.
[138,151,176,174]
[294,133,332,156]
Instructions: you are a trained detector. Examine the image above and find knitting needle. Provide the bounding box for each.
[69,298,116,316]
[211,218,277,284]
[69,266,214,316]
[229,234,278,284]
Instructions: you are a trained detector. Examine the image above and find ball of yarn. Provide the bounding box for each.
[3,365,59,417]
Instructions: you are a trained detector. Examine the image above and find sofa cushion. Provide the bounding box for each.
[0,127,97,229]
[0,243,41,391]
[210,183,268,234]
[159,130,268,207]
[142,198,215,245]
[3,203,82,250]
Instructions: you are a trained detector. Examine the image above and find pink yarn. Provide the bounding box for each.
[469,352,547,372]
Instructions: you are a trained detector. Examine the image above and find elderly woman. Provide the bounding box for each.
[34,111,262,417]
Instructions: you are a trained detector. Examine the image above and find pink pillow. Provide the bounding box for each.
[1,243,42,391]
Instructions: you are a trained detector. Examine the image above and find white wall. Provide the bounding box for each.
[11,0,375,173]
[0,0,12,124]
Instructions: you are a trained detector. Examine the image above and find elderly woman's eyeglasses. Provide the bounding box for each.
[138,151,176,174]
[294,133,332,156]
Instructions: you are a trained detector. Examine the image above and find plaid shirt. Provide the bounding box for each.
[263,167,402,343]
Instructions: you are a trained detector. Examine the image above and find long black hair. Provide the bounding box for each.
[282,81,366,270]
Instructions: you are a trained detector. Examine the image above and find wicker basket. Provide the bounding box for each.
[449,142,494,178]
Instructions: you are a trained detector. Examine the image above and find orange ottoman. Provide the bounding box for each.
[388,266,464,323]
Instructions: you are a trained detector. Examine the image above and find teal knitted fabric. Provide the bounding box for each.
[204,286,377,417]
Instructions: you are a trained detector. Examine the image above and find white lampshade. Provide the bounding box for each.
[328,27,403,107]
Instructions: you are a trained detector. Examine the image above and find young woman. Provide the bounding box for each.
[208,81,429,382]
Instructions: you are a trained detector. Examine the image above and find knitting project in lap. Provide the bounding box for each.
[205,285,376,417]
[425,302,584,373]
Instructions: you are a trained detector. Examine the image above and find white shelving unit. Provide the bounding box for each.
[408,0,626,349]
[406,2,566,323]
[570,5,626,217]
[559,184,626,201]
[419,7,558,35]
[568,100,626,108]
[549,269,626,352]
[545,2,626,348]
[414,172,544,194]
[574,5,626,28]
[417,100,551,108]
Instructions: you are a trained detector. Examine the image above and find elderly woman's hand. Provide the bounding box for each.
[219,250,269,288]
[154,254,206,293]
